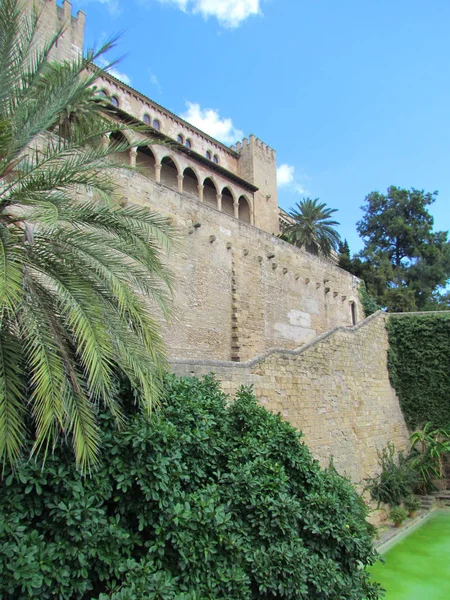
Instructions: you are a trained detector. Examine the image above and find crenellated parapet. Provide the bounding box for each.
[31,0,85,62]
[236,135,279,234]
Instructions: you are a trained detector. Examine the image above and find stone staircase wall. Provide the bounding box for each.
[171,311,410,485]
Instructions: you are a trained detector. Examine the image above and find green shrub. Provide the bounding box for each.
[389,506,408,526]
[358,282,381,317]
[387,314,450,429]
[403,495,421,514]
[409,422,450,493]
[0,375,381,599]
[365,444,417,506]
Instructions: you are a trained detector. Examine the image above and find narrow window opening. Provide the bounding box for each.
[350,302,357,326]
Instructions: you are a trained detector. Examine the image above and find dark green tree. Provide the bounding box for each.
[337,241,380,316]
[356,186,450,312]
[338,239,352,271]
[0,375,382,599]
[338,239,350,256]
[423,290,450,311]
[283,198,341,257]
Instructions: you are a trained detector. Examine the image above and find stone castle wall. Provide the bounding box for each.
[116,167,363,362]
[32,2,411,497]
[236,136,280,234]
[171,311,410,484]
[32,0,85,63]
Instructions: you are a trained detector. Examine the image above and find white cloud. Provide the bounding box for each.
[148,70,162,94]
[96,58,131,85]
[294,182,309,195]
[180,102,243,145]
[109,67,131,85]
[277,163,310,195]
[155,0,261,28]
[277,164,295,187]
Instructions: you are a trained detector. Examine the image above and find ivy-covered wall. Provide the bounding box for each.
[387,313,450,430]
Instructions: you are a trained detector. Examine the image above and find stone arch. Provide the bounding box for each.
[160,156,179,189]
[183,167,199,197]
[238,195,251,224]
[136,146,156,179]
[221,186,234,217]
[109,130,130,164]
[159,153,182,173]
[203,177,218,207]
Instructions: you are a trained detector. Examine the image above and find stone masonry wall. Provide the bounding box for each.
[34,2,360,363]
[171,312,410,485]
[116,168,363,362]
[33,0,85,63]
[236,136,280,235]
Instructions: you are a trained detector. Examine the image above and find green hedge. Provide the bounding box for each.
[0,375,381,599]
[387,314,450,429]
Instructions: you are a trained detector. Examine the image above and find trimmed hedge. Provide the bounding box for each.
[387,314,450,429]
[0,376,381,599]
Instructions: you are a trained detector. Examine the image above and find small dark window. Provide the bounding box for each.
[350,302,357,326]
[177,134,184,144]
[143,113,151,125]
[153,119,160,131]
[206,150,212,160]
[99,89,108,97]
[185,138,192,149]
[213,154,219,164]
[111,96,119,108]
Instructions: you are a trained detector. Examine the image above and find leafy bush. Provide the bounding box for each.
[387,314,450,429]
[358,282,381,317]
[365,444,418,506]
[404,495,421,515]
[0,375,381,599]
[409,422,450,492]
[389,506,408,526]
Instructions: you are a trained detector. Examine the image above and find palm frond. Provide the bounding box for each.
[0,316,25,468]
[0,0,174,471]
[18,286,67,458]
[285,197,341,256]
[0,225,24,311]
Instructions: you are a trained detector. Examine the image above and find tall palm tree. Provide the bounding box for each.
[283,198,341,257]
[0,0,174,472]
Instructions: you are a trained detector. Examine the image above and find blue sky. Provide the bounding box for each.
[72,0,450,253]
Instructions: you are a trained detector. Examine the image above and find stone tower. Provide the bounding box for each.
[29,0,85,63]
[235,135,280,235]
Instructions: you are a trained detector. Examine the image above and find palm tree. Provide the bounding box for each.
[283,198,341,257]
[0,0,174,472]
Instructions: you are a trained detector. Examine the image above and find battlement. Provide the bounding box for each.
[232,134,276,161]
[235,134,279,233]
[35,0,85,24]
[32,0,85,62]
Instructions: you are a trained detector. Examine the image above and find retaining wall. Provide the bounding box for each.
[171,311,410,484]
